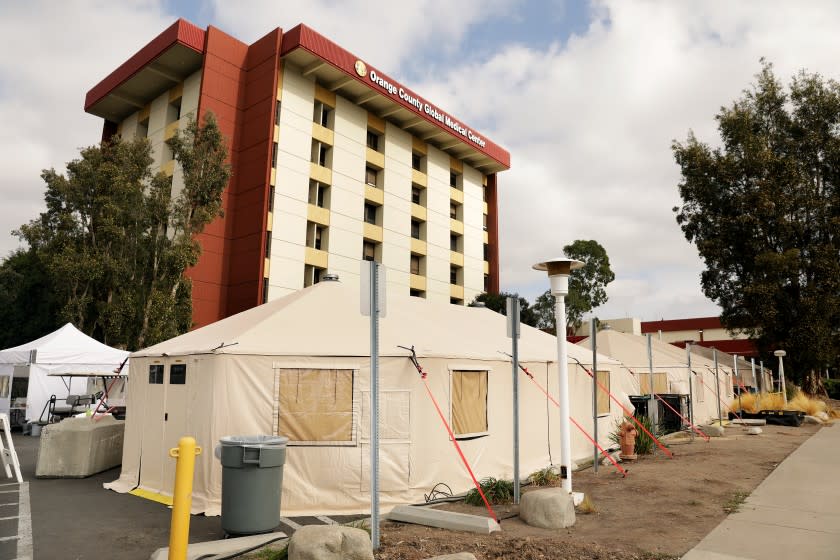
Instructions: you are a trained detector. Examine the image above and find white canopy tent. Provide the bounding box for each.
[0,324,129,422]
[106,279,639,516]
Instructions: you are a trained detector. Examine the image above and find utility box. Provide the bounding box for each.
[217,435,288,536]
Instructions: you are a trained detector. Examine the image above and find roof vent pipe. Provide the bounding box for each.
[321,273,340,282]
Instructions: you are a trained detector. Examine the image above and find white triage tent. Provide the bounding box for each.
[106,279,641,516]
[577,329,736,426]
[0,323,130,422]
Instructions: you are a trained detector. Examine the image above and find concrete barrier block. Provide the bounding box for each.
[388,505,500,534]
[36,416,124,478]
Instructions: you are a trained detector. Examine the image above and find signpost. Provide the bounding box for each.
[361,261,386,549]
[506,297,521,504]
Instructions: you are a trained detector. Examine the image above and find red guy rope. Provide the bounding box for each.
[420,377,499,523]
[516,362,627,477]
[575,360,674,459]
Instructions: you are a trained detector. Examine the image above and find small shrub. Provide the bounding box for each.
[528,466,561,487]
[825,379,840,400]
[577,494,597,514]
[464,477,514,506]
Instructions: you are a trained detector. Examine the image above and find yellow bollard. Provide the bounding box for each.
[168,436,202,560]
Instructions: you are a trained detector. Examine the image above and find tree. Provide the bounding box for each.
[531,240,615,334]
[0,249,61,348]
[672,61,840,381]
[16,113,230,349]
[470,292,538,327]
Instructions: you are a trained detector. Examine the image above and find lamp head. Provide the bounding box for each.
[773,350,786,357]
[533,257,584,297]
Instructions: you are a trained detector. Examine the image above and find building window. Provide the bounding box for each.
[272,142,278,168]
[483,213,488,231]
[148,364,164,384]
[410,219,422,240]
[313,101,333,129]
[263,278,269,304]
[596,370,610,415]
[312,141,331,167]
[483,243,489,261]
[308,180,329,208]
[364,203,379,225]
[365,166,379,187]
[274,368,354,444]
[450,171,457,188]
[450,265,460,285]
[268,185,275,212]
[450,298,464,305]
[412,152,425,172]
[167,98,181,124]
[170,364,186,385]
[409,288,425,298]
[363,241,378,262]
[265,234,272,257]
[450,233,461,252]
[304,264,325,287]
[484,274,490,291]
[137,117,149,139]
[410,254,422,275]
[366,130,380,151]
[450,201,461,220]
[411,185,422,205]
[275,100,282,125]
[451,370,488,437]
[306,222,327,251]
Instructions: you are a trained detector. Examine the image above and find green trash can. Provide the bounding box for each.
[217,435,288,535]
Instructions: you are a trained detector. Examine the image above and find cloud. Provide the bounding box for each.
[0,0,175,255]
[5,0,840,323]
[405,0,840,319]
[210,0,518,72]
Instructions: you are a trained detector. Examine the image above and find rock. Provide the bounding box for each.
[702,424,725,437]
[746,427,762,435]
[426,555,476,560]
[661,431,691,442]
[817,411,829,422]
[520,488,575,529]
[802,415,822,425]
[287,526,373,560]
[601,450,622,466]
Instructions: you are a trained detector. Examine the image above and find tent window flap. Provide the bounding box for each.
[149,365,164,384]
[639,372,668,394]
[596,370,610,415]
[274,368,354,445]
[451,370,488,437]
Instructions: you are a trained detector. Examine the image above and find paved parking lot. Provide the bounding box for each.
[12,434,363,559]
[0,477,32,560]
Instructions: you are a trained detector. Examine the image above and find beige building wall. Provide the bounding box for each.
[267,64,489,305]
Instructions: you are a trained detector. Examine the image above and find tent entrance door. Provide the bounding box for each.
[138,361,167,494]
[161,358,192,496]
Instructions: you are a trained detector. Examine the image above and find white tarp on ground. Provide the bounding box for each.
[105,280,640,516]
[0,323,129,421]
[577,329,736,425]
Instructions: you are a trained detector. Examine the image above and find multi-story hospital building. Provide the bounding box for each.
[85,19,510,328]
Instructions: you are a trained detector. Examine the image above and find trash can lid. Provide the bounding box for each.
[219,435,289,448]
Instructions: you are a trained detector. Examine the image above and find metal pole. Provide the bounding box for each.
[760,360,765,393]
[646,333,657,429]
[751,358,757,392]
[554,294,572,493]
[509,298,521,504]
[591,318,598,474]
[779,355,787,405]
[734,354,742,414]
[369,261,380,550]
[686,344,695,441]
[713,349,722,423]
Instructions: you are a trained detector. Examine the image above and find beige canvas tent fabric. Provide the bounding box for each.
[577,330,735,425]
[105,280,638,516]
[686,345,772,392]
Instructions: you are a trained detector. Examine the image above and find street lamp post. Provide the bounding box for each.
[533,257,584,494]
[774,350,787,405]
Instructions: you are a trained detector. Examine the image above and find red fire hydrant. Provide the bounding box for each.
[619,421,638,460]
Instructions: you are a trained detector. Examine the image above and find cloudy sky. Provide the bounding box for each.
[2,0,839,321]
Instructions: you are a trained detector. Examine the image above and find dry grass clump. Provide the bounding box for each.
[730,390,827,416]
[577,494,598,514]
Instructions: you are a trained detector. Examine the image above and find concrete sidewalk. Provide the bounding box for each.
[683,423,840,559]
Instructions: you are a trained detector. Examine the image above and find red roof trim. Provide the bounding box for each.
[641,316,723,333]
[281,24,510,169]
[84,19,206,113]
